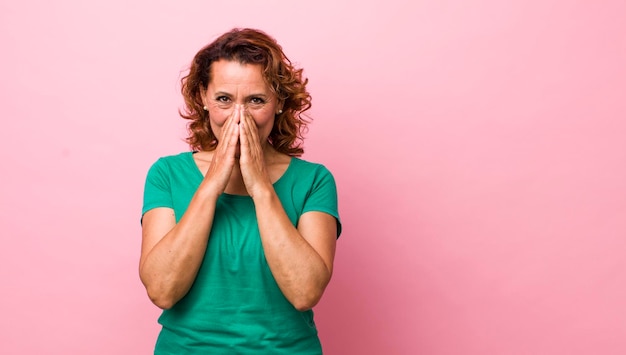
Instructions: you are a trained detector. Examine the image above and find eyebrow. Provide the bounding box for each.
[214,91,269,99]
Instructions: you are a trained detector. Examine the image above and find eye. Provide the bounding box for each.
[216,96,230,103]
[250,97,265,105]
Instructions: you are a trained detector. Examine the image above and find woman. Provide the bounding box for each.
[140,28,341,354]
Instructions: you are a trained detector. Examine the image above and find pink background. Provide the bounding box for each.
[1,1,625,354]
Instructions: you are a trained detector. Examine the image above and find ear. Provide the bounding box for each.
[276,100,284,115]
[200,87,208,108]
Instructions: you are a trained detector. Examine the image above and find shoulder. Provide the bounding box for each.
[149,152,193,170]
[289,157,335,180]
[153,151,193,164]
[145,152,194,180]
[290,157,332,174]
[284,157,338,190]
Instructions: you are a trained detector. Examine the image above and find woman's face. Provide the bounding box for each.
[202,59,282,150]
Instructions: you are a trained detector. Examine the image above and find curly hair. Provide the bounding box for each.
[179,28,312,156]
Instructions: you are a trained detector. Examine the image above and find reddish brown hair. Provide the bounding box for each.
[180,28,311,156]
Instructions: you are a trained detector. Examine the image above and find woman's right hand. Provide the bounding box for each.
[140,107,242,309]
[201,105,241,195]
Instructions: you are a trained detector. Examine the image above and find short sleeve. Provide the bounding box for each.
[142,158,174,218]
[302,166,342,237]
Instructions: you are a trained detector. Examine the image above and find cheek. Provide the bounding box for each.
[249,107,275,126]
[207,108,230,134]
[250,112,275,136]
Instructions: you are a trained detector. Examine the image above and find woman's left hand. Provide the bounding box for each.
[239,106,272,198]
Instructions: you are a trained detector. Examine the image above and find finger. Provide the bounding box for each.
[242,114,266,169]
[224,106,240,137]
[213,108,239,163]
[239,108,249,151]
[240,109,256,142]
[226,104,244,131]
[224,106,240,150]
[241,111,262,164]
[232,104,242,125]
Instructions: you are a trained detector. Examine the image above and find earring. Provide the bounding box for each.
[277,110,283,114]
[203,106,208,111]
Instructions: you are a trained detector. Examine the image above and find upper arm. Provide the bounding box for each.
[297,211,338,275]
[140,207,176,271]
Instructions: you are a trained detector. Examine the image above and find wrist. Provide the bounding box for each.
[196,181,223,202]
[250,183,276,202]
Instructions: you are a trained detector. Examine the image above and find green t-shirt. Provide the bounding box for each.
[142,152,341,354]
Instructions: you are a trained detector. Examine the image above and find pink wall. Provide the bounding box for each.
[1,1,625,354]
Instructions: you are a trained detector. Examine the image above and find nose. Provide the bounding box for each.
[237,103,252,116]
[227,104,250,121]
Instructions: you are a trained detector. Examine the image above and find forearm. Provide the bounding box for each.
[140,186,219,309]
[253,190,332,311]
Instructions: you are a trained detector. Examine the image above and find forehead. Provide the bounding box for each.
[208,60,268,91]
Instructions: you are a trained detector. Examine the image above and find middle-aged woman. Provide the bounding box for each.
[139,28,342,353]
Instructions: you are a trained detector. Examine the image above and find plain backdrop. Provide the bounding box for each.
[1,0,625,354]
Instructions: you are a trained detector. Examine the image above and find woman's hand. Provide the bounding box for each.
[239,106,272,198]
[139,106,244,309]
[202,105,241,195]
[238,106,337,311]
